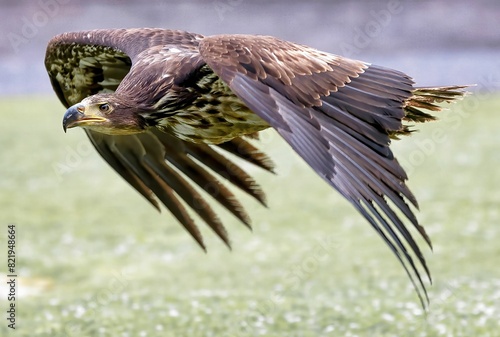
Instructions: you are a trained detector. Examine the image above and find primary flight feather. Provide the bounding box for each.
[45,28,468,307]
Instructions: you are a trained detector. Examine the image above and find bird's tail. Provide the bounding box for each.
[393,85,471,137]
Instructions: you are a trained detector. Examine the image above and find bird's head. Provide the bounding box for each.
[62,94,147,135]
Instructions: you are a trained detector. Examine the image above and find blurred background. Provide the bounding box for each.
[0,0,499,95]
[1,1,499,336]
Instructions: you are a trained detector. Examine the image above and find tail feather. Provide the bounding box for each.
[392,85,471,138]
[412,85,471,103]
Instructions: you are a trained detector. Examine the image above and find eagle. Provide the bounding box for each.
[44,28,468,307]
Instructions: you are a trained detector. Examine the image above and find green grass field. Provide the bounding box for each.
[1,94,499,336]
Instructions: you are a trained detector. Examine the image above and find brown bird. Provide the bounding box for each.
[44,28,468,307]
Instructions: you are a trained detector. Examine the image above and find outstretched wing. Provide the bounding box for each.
[199,34,432,305]
[45,29,275,249]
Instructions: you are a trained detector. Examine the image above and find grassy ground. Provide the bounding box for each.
[0,94,499,336]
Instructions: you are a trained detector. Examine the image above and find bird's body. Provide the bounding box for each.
[150,70,269,144]
[45,28,469,307]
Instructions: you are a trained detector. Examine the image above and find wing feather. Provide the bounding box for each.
[199,34,432,305]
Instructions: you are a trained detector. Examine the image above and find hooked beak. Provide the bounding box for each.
[62,104,107,133]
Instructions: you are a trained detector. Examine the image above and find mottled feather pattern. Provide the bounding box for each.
[45,28,469,308]
[45,43,131,105]
[115,46,269,144]
[155,75,269,144]
[45,28,275,250]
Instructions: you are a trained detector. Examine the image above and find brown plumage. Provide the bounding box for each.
[44,28,469,307]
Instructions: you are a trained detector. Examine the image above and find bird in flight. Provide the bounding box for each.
[45,28,468,307]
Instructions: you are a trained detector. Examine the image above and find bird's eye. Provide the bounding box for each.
[99,103,110,113]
